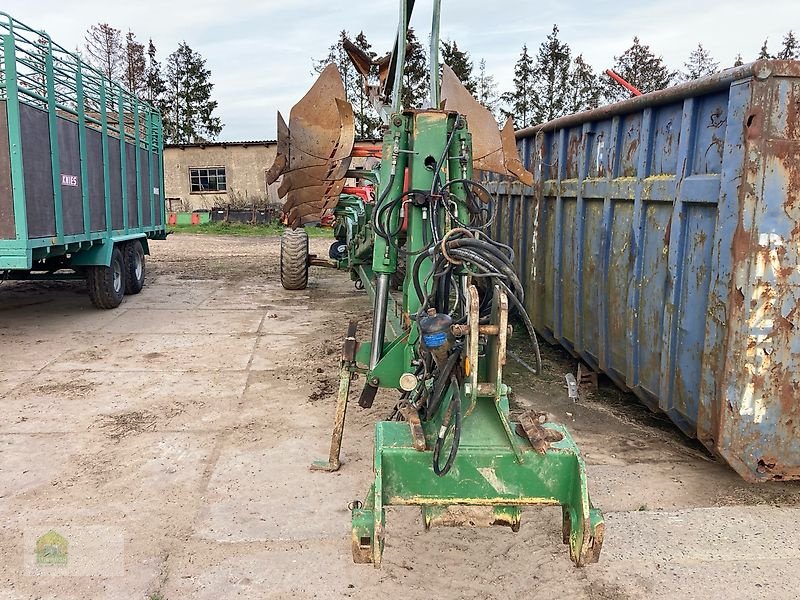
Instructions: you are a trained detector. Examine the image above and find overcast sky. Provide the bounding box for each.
[5,0,798,140]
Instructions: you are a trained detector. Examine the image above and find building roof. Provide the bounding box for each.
[165,138,382,150]
[165,140,277,149]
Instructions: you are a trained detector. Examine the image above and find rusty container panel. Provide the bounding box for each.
[489,61,800,481]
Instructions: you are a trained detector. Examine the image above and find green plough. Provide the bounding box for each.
[269,0,604,568]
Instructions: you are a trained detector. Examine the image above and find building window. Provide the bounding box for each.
[190,167,227,193]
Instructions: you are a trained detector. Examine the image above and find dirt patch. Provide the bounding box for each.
[30,380,96,396]
[98,410,159,440]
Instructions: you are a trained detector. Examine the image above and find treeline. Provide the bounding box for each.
[81,24,222,144]
[317,27,800,134]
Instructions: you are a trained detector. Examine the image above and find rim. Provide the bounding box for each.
[134,249,144,280]
[113,259,122,293]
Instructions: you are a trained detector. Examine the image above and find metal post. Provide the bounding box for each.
[390,0,408,112]
[429,0,442,108]
[369,273,390,369]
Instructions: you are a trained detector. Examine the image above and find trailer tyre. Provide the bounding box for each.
[280,228,309,290]
[87,246,126,309]
[124,240,146,295]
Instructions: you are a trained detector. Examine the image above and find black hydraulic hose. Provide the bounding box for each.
[447,246,525,302]
[432,375,462,477]
[439,178,499,229]
[454,237,515,266]
[431,119,462,196]
[371,172,396,241]
[496,278,543,374]
[424,345,462,420]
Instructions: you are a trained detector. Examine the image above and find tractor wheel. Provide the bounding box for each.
[280,228,309,290]
[87,245,126,309]
[123,239,146,295]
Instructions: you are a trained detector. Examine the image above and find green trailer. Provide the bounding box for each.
[0,13,166,308]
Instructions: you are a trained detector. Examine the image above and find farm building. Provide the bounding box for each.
[164,140,380,213]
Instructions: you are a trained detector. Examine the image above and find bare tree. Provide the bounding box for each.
[84,23,122,81]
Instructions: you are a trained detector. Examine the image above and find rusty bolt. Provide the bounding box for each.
[451,323,470,337]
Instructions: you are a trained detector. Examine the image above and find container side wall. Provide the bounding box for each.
[140,148,152,227]
[108,142,123,230]
[717,72,800,480]
[491,61,800,481]
[19,104,55,238]
[57,118,84,236]
[125,142,138,230]
[0,102,14,239]
[86,128,107,233]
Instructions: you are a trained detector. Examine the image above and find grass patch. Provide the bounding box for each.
[167,221,333,238]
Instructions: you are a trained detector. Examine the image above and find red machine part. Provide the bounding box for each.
[605,69,643,97]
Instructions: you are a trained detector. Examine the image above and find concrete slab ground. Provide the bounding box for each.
[0,233,797,600]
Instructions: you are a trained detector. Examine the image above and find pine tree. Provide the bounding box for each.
[778,30,799,60]
[163,42,222,143]
[315,31,356,98]
[532,24,572,123]
[314,30,380,138]
[351,31,381,138]
[758,38,771,60]
[604,37,674,103]
[122,31,146,97]
[501,45,536,128]
[475,58,499,117]
[402,28,429,109]
[566,54,599,114]
[84,23,122,81]
[733,53,744,67]
[441,39,476,94]
[681,43,719,81]
[144,40,167,116]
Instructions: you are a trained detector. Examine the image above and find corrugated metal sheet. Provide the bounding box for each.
[488,60,800,482]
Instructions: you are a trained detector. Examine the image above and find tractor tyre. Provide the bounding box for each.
[280,228,309,290]
[87,245,126,309]
[123,239,146,295]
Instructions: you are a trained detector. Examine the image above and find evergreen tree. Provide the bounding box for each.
[604,37,674,103]
[144,40,166,106]
[122,31,146,97]
[84,23,122,81]
[163,42,222,143]
[314,30,380,138]
[351,31,381,138]
[500,45,536,128]
[531,24,571,123]
[441,39,476,94]
[778,30,799,60]
[315,30,357,99]
[475,58,499,117]
[758,38,771,60]
[566,54,599,114]
[733,53,744,67]
[681,43,719,81]
[402,28,429,109]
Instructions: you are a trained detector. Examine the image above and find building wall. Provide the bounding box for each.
[163,140,380,213]
[164,142,279,211]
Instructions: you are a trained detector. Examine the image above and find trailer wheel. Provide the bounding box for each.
[280,228,309,290]
[87,246,126,309]
[124,240,146,295]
